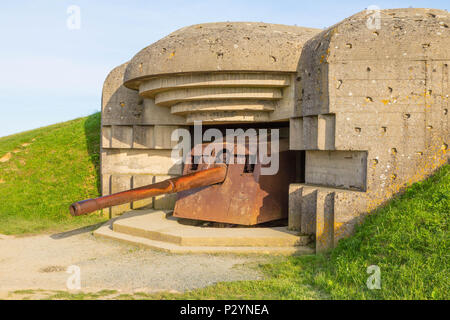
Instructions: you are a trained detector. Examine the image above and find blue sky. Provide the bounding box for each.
[0,1,448,137]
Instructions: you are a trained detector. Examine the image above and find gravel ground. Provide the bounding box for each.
[0,227,268,298]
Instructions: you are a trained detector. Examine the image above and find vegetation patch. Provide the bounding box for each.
[0,113,106,235]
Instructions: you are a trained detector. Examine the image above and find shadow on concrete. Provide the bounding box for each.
[50,222,106,239]
[83,112,102,194]
[103,209,155,230]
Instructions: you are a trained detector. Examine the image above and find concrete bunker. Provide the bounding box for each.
[96,9,449,253]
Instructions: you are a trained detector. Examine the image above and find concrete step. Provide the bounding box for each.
[93,210,315,255]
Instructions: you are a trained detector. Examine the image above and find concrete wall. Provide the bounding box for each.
[101,63,186,217]
[305,151,367,191]
[289,8,449,251]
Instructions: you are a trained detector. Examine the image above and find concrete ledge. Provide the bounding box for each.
[139,73,291,97]
[154,87,283,106]
[93,210,314,255]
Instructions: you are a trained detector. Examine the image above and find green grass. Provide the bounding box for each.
[8,289,118,300]
[0,113,106,234]
[46,289,118,300]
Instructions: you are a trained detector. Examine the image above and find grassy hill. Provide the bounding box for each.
[0,113,448,299]
[0,113,105,234]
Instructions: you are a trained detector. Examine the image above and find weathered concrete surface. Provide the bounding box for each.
[289,8,449,251]
[102,63,185,127]
[101,63,186,217]
[94,210,314,255]
[123,22,320,87]
[100,9,449,253]
[305,151,367,191]
[120,23,320,124]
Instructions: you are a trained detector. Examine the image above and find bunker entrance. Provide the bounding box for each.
[173,122,305,227]
[187,122,305,182]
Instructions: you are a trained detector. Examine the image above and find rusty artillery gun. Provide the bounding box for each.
[70,138,296,225]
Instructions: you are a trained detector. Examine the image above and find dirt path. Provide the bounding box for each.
[0,227,269,299]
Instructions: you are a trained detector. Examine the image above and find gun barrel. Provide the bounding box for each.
[69,165,227,216]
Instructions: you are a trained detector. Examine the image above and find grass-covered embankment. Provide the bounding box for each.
[0,113,105,234]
